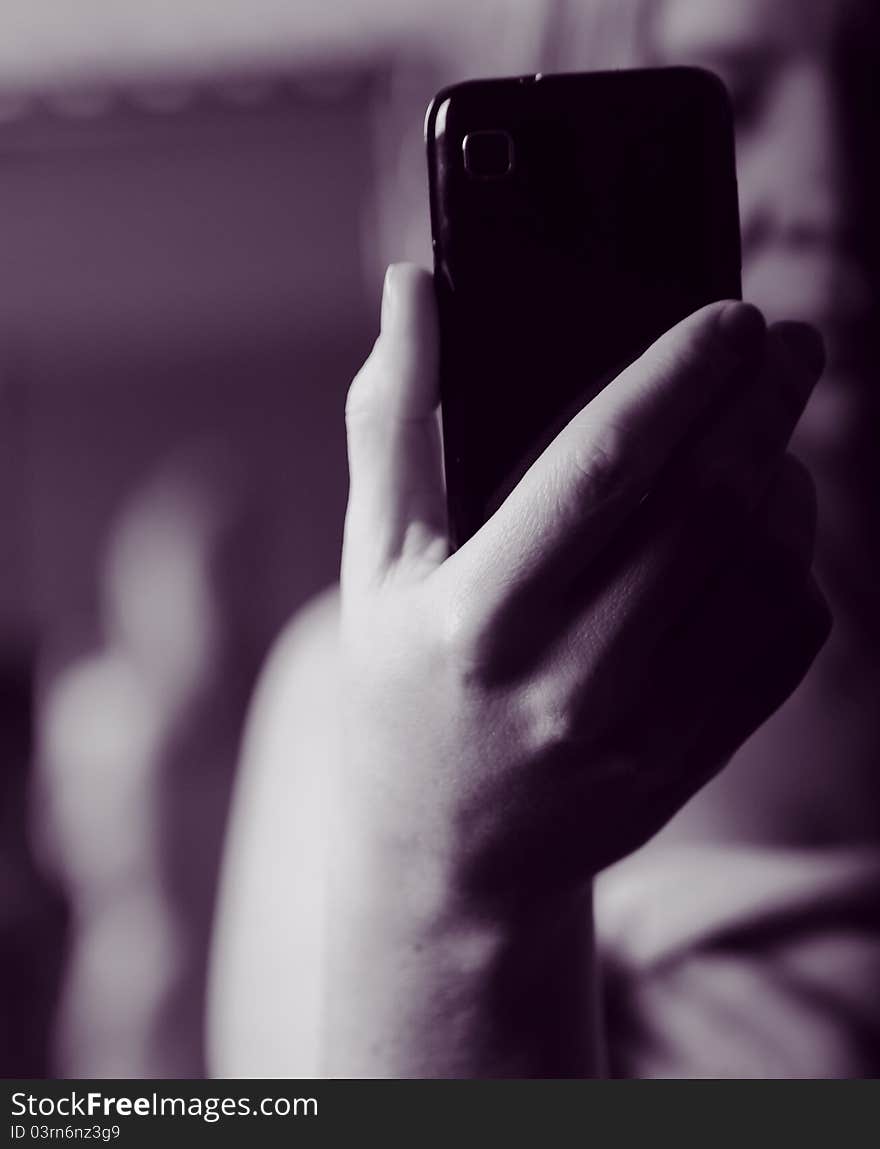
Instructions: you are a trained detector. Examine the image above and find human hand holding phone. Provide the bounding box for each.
[327,263,829,1077]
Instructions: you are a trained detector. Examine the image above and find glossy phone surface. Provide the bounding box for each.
[426,68,741,547]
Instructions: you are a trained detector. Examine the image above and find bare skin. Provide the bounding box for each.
[209,0,877,1080]
[316,264,828,1076]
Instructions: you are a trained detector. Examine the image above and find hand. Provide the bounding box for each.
[326,263,830,1075]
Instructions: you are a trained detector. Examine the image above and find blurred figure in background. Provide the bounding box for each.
[36,442,267,1076]
[5,22,390,1076]
[211,0,880,1077]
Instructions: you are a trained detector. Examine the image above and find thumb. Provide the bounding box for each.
[342,263,448,593]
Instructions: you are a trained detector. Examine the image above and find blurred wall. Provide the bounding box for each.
[0,74,380,643]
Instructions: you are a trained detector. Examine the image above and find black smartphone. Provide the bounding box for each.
[425,68,742,548]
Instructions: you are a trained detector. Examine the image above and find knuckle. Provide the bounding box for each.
[520,682,580,755]
[344,340,382,424]
[436,591,494,685]
[567,417,632,509]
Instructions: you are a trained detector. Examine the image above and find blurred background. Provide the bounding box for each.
[0,0,565,1078]
[1,0,877,1078]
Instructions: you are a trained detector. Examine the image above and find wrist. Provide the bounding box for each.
[321,817,601,1077]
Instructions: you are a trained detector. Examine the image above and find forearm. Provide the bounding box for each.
[319,833,603,1078]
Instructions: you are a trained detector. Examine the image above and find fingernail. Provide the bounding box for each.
[716,301,767,362]
[775,321,826,378]
[380,265,397,332]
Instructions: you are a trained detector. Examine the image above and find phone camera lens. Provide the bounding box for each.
[462,130,514,179]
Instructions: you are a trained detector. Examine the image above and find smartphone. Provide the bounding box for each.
[425,68,742,548]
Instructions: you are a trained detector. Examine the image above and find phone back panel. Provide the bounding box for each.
[426,69,741,546]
